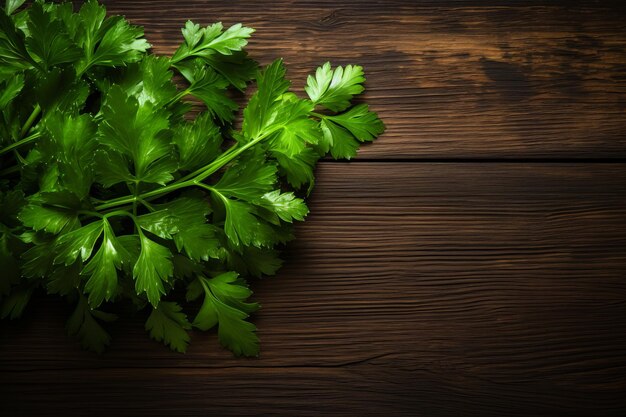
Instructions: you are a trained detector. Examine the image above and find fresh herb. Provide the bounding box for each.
[0,0,384,356]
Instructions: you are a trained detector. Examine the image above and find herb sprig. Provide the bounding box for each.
[0,0,384,356]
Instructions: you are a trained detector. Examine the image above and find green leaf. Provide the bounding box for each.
[41,111,97,198]
[93,149,133,187]
[133,233,173,307]
[118,55,178,107]
[226,246,283,278]
[25,1,81,69]
[46,263,81,296]
[193,273,259,357]
[257,190,308,223]
[145,301,191,353]
[21,239,56,278]
[0,8,34,74]
[54,220,103,266]
[31,66,90,112]
[272,147,319,190]
[98,86,174,184]
[66,294,116,354]
[186,66,238,123]
[74,0,150,73]
[325,104,385,143]
[214,150,277,202]
[319,117,360,159]
[5,0,25,15]
[203,51,257,91]
[19,191,81,234]
[214,193,274,248]
[175,223,222,262]
[135,209,179,240]
[266,97,319,157]
[242,59,290,139]
[137,195,223,262]
[172,21,254,63]
[174,112,222,172]
[81,220,127,308]
[305,62,365,112]
[0,72,23,108]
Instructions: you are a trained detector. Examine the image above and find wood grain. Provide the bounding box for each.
[93,0,626,158]
[2,163,625,416]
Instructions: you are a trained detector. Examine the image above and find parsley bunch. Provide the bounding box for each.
[0,0,384,356]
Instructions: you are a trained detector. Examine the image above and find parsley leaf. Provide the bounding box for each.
[19,191,82,234]
[81,220,128,308]
[172,21,254,63]
[305,62,365,112]
[133,232,173,307]
[73,0,149,74]
[5,0,26,15]
[25,1,82,70]
[98,86,174,185]
[173,113,222,172]
[191,273,259,357]
[145,301,191,353]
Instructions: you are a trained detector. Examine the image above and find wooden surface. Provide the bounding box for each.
[2,1,626,416]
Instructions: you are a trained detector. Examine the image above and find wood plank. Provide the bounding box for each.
[2,163,625,416]
[94,0,626,158]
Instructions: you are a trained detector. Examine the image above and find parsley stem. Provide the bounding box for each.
[93,127,281,211]
[310,111,327,119]
[77,210,104,219]
[167,88,192,107]
[0,131,42,157]
[20,105,42,138]
[184,125,282,183]
[94,180,195,211]
[104,210,137,220]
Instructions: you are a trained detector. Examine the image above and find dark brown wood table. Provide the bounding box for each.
[2,1,626,416]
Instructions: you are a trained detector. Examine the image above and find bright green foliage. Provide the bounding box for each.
[82,220,127,307]
[172,21,254,62]
[0,0,383,356]
[305,62,365,112]
[72,0,150,74]
[5,0,25,15]
[133,233,173,307]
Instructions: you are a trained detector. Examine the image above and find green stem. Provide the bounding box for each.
[139,198,156,212]
[0,131,42,157]
[94,180,194,211]
[104,210,137,220]
[181,126,280,183]
[93,127,281,212]
[310,111,327,119]
[167,88,191,107]
[77,210,104,218]
[20,105,42,138]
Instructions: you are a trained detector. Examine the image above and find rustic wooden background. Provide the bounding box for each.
[2,1,626,416]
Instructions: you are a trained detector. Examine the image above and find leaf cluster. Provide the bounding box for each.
[0,0,384,355]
